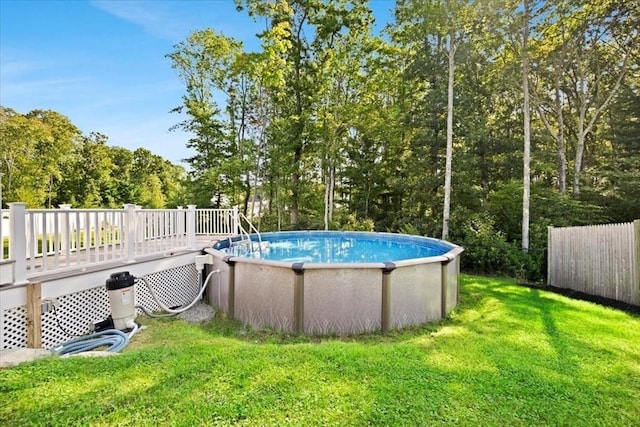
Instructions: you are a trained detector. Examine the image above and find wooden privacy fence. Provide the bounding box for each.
[547,220,640,306]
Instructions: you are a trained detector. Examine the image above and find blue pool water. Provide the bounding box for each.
[214,231,453,264]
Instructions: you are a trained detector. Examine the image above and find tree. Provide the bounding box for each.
[0,108,81,207]
[530,0,638,196]
[0,107,46,205]
[521,0,532,251]
[240,0,378,227]
[65,132,115,207]
[168,28,256,209]
[392,0,489,238]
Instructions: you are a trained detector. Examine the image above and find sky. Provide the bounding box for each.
[0,0,394,167]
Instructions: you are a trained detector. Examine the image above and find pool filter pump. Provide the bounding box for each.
[104,271,137,330]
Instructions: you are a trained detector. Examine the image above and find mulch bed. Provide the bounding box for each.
[518,282,640,315]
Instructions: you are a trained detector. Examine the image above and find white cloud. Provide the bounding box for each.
[90,0,190,41]
[0,48,59,79]
[90,0,262,50]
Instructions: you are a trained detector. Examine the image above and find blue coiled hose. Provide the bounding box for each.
[51,329,130,356]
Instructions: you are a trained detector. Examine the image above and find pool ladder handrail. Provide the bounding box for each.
[231,213,263,256]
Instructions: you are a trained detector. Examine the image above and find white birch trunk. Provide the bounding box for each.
[442,31,456,240]
[522,0,531,251]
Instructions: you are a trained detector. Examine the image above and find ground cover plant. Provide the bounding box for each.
[1,275,639,426]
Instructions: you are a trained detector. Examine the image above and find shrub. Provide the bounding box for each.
[452,213,545,282]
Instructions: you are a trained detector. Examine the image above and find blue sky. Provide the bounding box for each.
[1,0,394,167]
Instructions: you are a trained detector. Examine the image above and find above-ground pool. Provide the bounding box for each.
[205,231,463,335]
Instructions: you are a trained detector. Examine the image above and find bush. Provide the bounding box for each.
[452,213,545,283]
[333,211,375,231]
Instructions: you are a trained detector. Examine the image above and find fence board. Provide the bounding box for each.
[548,221,639,306]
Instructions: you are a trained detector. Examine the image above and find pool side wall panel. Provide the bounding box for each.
[303,268,382,335]
[388,263,443,329]
[207,257,231,312]
[234,263,296,333]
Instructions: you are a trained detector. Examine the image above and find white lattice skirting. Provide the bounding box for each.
[1,264,199,350]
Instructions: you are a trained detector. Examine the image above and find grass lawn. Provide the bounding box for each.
[1,275,639,426]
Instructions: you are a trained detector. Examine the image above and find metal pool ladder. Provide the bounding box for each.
[229,213,265,256]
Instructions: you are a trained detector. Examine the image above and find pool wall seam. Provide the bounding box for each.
[381,268,391,332]
[293,264,304,334]
[223,256,236,318]
[441,259,449,319]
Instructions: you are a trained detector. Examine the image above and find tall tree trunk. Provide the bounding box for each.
[329,165,335,223]
[554,74,567,193]
[533,67,567,193]
[522,0,531,251]
[572,27,630,197]
[242,179,250,217]
[573,65,587,197]
[291,146,301,226]
[442,30,456,240]
[324,167,330,230]
[323,164,335,230]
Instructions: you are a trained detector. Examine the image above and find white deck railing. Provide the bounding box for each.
[1,204,240,285]
[196,208,239,236]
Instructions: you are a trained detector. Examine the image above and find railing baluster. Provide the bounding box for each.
[111,211,117,260]
[84,211,90,265]
[62,211,69,266]
[93,211,99,263]
[28,212,36,272]
[42,213,49,272]
[75,211,81,266]
[53,211,60,270]
[154,211,159,253]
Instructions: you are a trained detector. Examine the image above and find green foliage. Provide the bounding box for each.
[2,276,639,426]
[451,212,545,282]
[336,212,375,232]
[0,107,80,207]
[397,222,421,236]
[0,107,186,209]
[488,182,610,244]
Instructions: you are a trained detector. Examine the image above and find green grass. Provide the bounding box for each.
[1,275,639,426]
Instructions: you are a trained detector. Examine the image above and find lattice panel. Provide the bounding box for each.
[1,264,199,350]
[43,287,110,349]
[135,264,200,314]
[1,306,27,350]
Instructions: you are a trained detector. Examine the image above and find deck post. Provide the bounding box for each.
[124,204,137,262]
[9,203,27,285]
[232,206,239,235]
[187,205,197,250]
[26,282,42,348]
[59,204,71,260]
[176,206,184,245]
